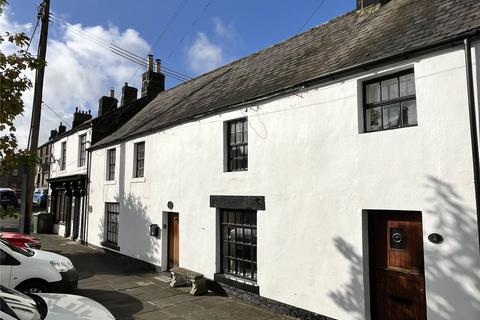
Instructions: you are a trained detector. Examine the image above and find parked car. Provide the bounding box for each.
[0,285,115,320]
[33,188,48,207]
[0,188,18,209]
[0,238,78,293]
[0,231,41,249]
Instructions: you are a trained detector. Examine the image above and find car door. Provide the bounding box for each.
[0,249,13,287]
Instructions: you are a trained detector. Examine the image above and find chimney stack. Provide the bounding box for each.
[98,89,118,116]
[356,0,389,10]
[141,55,165,98]
[121,82,138,106]
[72,107,93,128]
[58,122,66,134]
[49,129,58,140]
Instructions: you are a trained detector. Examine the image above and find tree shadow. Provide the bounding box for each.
[95,192,162,272]
[328,176,480,320]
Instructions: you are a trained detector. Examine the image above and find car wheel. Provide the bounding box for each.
[17,280,49,293]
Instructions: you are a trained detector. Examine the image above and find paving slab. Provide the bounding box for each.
[36,234,295,320]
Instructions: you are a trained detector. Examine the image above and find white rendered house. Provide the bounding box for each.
[85,1,480,319]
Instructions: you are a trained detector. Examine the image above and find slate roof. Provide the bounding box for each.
[93,0,480,149]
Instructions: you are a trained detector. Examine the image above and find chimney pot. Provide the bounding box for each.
[109,88,115,98]
[155,59,161,73]
[147,54,154,71]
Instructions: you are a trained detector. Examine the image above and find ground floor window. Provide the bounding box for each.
[54,190,66,223]
[105,203,120,246]
[220,209,257,281]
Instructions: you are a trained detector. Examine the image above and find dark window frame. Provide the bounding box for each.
[226,118,248,172]
[60,142,67,170]
[220,209,257,282]
[363,69,417,133]
[134,142,145,178]
[104,202,120,247]
[78,134,87,167]
[106,148,116,181]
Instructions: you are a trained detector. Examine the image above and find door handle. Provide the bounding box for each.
[388,295,412,305]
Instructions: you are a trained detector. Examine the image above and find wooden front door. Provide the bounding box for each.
[168,213,179,269]
[369,211,426,320]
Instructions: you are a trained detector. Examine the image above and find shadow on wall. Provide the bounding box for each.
[96,192,161,269]
[328,177,480,320]
[423,176,480,320]
[328,237,364,320]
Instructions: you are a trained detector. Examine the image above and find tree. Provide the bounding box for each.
[0,0,41,170]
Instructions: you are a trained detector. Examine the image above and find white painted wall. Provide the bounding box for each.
[87,46,480,320]
[49,127,91,237]
[49,128,91,179]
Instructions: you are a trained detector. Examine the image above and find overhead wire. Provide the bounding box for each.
[166,1,211,60]
[50,13,191,82]
[41,101,72,128]
[26,17,40,53]
[297,0,327,34]
[125,0,190,84]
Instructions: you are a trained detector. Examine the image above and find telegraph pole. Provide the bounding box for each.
[22,0,50,234]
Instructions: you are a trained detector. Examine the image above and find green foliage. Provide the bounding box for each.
[0,204,20,219]
[0,0,42,169]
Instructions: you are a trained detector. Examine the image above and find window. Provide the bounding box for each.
[106,148,116,181]
[104,202,120,246]
[226,118,248,171]
[363,70,417,132]
[78,134,87,167]
[60,142,66,170]
[220,209,257,281]
[134,142,145,178]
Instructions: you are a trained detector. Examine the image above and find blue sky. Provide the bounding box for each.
[2,0,354,145]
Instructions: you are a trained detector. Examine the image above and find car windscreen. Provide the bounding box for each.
[0,238,34,257]
[0,286,43,320]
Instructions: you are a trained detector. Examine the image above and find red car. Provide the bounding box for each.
[0,231,41,249]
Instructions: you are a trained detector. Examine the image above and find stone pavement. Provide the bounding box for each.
[37,234,295,320]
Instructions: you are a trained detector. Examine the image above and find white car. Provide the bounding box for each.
[0,238,78,293]
[0,285,115,320]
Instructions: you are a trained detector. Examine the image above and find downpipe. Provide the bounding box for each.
[464,37,480,253]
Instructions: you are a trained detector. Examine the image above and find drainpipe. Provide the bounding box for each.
[464,37,480,252]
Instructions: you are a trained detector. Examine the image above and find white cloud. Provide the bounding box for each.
[1,8,151,148]
[187,32,225,74]
[213,17,236,41]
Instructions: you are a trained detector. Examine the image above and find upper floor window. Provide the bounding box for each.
[226,118,248,171]
[78,134,87,167]
[134,142,145,178]
[60,142,66,170]
[106,148,116,181]
[364,70,417,132]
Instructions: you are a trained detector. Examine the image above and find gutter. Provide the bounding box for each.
[90,27,480,151]
[464,37,480,252]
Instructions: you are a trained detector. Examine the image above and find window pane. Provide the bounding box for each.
[402,101,417,126]
[383,103,401,129]
[381,77,399,101]
[366,82,381,103]
[365,107,382,132]
[400,73,415,97]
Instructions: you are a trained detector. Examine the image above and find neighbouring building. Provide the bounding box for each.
[36,139,54,189]
[0,166,22,199]
[45,55,164,241]
[82,1,479,319]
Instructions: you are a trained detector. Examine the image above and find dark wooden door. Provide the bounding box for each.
[370,212,426,320]
[168,213,179,269]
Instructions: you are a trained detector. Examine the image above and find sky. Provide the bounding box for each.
[1,0,354,147]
